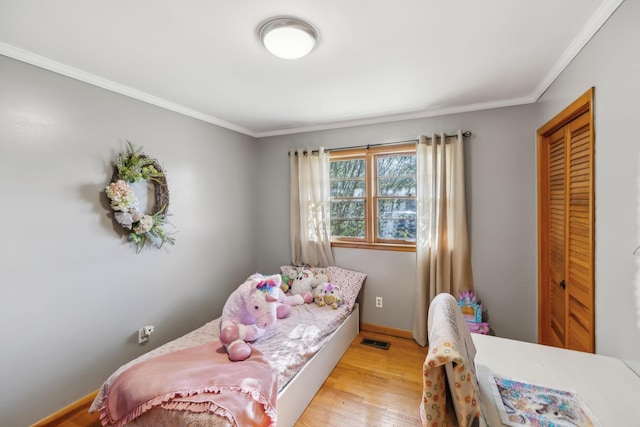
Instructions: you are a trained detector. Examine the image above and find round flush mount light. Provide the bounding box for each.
[259,17,318,59]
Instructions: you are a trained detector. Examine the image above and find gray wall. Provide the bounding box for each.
[255,104,539,342]
[3,1,640,424]
[0,55,259,426]
[535,0,640,371]
[254,0,640,369]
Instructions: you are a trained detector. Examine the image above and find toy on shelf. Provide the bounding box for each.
[457,289,490,335]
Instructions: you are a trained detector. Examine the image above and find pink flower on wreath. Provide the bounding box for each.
[105,180,138,211]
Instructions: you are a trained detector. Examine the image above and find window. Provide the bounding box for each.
[329,144,416,251]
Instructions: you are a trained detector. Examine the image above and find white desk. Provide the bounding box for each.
[472,334,640,426]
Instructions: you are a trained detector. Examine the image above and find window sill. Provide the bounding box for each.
[331,240,416,253]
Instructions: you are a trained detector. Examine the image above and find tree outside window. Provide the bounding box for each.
[330,144,416,251]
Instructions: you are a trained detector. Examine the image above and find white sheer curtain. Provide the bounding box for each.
[412,131,474,346]
[289,147,335,267]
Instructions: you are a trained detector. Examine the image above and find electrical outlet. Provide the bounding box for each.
[138,328,148,344]
[138,325,155,344]
[375,296,383,308]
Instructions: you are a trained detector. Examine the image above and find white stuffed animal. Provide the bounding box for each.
[290,269,315,303]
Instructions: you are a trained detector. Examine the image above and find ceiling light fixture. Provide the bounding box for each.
[259,17,318,60]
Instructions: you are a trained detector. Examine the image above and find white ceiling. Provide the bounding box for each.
[0,0,623,137]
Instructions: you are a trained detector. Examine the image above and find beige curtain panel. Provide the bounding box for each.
[289,147,335,268]
[412,131,474,347]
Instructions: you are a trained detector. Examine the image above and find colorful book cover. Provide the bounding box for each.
[489,375,601,427]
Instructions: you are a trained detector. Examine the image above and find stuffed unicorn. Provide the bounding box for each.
[220,273,305,361]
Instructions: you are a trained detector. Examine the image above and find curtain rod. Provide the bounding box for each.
[288,131,471,156]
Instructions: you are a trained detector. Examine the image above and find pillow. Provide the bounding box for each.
[279,265,326,277]
[281,265,367,310]
[324,266,367,310]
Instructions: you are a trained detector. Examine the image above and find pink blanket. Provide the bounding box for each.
[99,340,277,427]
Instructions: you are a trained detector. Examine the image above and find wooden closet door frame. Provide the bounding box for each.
[537,87,595,350]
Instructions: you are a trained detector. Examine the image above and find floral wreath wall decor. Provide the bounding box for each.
[105,141,176,252]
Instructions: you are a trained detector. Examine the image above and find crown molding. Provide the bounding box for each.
[0,42,257,137]
[530,0,624,101]
[0,0,622,139]
[253,96,537,138]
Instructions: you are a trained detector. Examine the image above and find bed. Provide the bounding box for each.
[90,265,366,427]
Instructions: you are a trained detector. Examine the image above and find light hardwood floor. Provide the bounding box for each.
[42,332,428,427]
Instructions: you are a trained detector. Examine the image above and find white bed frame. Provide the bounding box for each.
[105,304,360,427]
[276,303,360,427]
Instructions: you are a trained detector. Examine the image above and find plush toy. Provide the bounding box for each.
[251,273,309,316]
[316,282,344,309]
[311,272,329,297]
[220,274,305,361]
[314,282,329,305]
[290,268,315,303]
[280,274,294,293]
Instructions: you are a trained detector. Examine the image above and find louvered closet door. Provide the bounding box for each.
[546,127,567,348]
[538,88,594,354]
[565,111,594,352]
